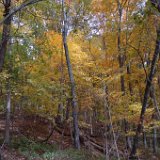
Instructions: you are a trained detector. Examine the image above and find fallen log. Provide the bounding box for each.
[54,124,105,152]
[54,126,71,136]
[89,141,105,152]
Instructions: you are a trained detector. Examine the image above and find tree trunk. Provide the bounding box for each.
[65,99,70,121]
[152,127,157,153]
[117,0,125,95]
[90,115,93,136]
[5,82,11,145]
[127,63,133,96]
[150,86,160,119]
[0,0,12,71]
[56,103,63,124]
[103,84,120,160]
[0,1,12,150]
[61,0,80,149]
[124,119,131,150]
[103,85,110,160]
[105,138,109,160]
[130,26,160,159]
[158,75,160,88]
[143,131,147,149]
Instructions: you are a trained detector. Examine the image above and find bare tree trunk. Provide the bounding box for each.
[103,85,110,160]
[90,115,93,136]
[124,119,131,150]
[152,127,157,153]
[103,84,120,160]
[117,0,125,95]
[158,75,160,88]
[105,138,109,160]
[125,0,133,96]
[83,111,87,123]
[127,63,133,96]
[61,0,80,149]
[130,26,160,159]
[5,81,11,145]
[143,131,147,149]
[150,86,160,119]
[137,85,143,104]
[0,0,12,71]
[0,2,12,153]
[65,99,70,121]
[56,103,63,124]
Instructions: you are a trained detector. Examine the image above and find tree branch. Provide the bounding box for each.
[150,0,160,12]
[0,0,45,25]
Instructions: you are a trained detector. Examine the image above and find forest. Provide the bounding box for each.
[0,0,160,159]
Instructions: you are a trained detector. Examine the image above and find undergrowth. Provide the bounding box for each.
[10,137,105,160]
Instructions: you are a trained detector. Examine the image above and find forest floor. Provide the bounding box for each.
[0,112,159,160]
[0,112,105,160]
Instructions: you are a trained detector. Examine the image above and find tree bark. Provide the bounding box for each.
[150,85,160,119]
[127,63,133,96]
[152,127,157,153]
[103,84,120,160]
[0,0,12,71]
[130,26,160,159]
[61,0,80,149]
[55,103,63,125]
[5,81,11,145]
[103,85,110,160]
[124,119,131,150]
[143,131,147,149]
[65,98,71,121]
[117,0,125,95]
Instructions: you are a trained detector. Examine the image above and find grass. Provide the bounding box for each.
[9,137,105,160]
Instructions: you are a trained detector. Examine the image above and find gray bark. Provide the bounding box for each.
[103,85,110,160]
[152,127,157,153]
[150,86,160,119]
[61,0,80,149]
[117,0,125,94]
[65,99,70,121]
[130,25,160,159]
[5,82,11,145]
[124,119,131,150]
[143,131,147,149]
[0,0,12,71]
[127,63,133,96]
[103,84,120,160]
[90,116,93,135]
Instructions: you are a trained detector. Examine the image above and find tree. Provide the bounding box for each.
[130,1,160,158]
[61,0,80,149]
[0,0,12,71]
